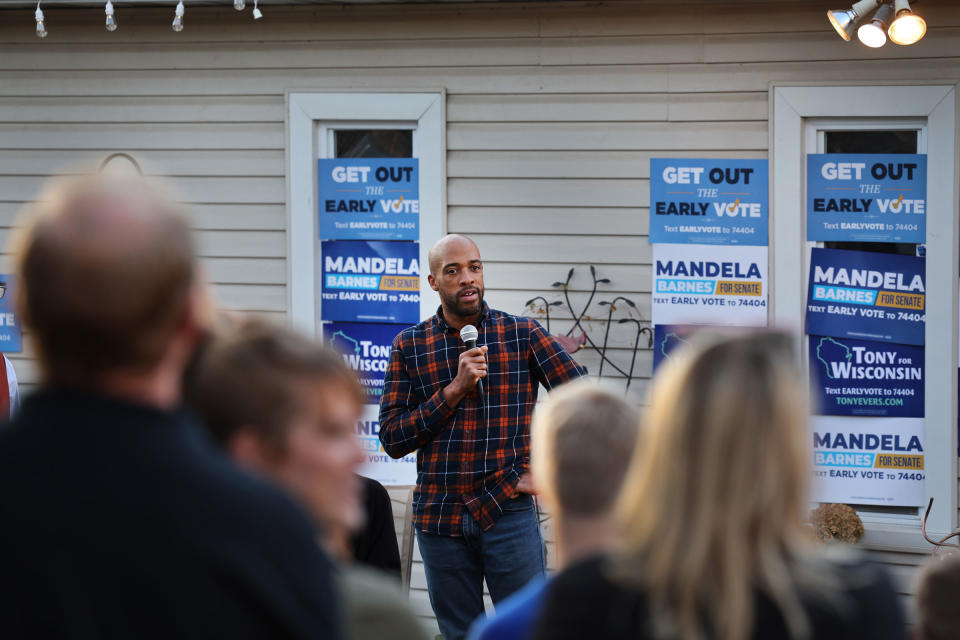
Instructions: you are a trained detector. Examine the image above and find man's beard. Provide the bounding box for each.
[441,287,484,318]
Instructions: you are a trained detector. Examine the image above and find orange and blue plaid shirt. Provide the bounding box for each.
[379,303,586,537]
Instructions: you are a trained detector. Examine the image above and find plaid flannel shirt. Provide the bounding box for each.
[378,303,586,537]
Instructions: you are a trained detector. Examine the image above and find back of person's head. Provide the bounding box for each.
[615,331,810,640]
[531,380,640,519]
[186,317,365,532]
[916,554,960,640]
[186,317,362,450]
[13,172,197,385]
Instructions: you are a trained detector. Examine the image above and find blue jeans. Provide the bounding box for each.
[416,494,546,640]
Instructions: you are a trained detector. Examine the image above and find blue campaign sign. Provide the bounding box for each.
[806,154,926,243]
[0,275,21,353]
[318,158,419,241]
[320,240,421,324]
[324,322,401,405]
[806,248,925,346]
[649,159,768,246]
[809,336,923,418]
[652,324,695,372]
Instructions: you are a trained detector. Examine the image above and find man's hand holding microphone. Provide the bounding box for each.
[442,324,487,406]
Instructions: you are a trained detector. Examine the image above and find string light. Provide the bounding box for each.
[172,0,184,32]
[105,0,118,32]
[34,1,47,38]
[30,0,275,36]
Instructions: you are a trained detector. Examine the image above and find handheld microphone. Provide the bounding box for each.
[459,324,484,396]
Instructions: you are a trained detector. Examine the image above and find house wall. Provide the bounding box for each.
[1,0,958,632]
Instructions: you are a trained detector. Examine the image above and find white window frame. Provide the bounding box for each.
[286,91,446,335]
[771,84,958,545]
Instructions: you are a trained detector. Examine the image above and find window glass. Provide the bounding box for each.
[335,130,412,158]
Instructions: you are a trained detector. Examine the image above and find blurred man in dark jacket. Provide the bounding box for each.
[0,173,341,639]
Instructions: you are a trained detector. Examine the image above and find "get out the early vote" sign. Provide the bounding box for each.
[807,154,926,243]
[318,158,419,241]
[649,159,768,246]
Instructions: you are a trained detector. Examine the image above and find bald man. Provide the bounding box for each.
[0,173,341,639]
[379,234,586,640]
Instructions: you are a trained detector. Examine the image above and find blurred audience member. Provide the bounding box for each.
[468,380,640,640]
[0,173,341,638]
[352,475,403,579]
[187,319,426,640]
[916,554,960,640]
[534,332,907,640]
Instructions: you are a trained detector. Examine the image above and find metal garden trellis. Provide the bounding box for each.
[523,265,652,392]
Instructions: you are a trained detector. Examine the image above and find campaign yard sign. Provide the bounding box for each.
[811,415,924,507]
[320,240,421,324]
[806,248,925,346]
[809,336,923,418]
[651,244,768,326]
[356,404,416,486]
[0,275,21,353]
[806,154,926,243]
[652,324,696,372]
[318,158,419,241]
[324,322,400,405]
[649,159,768,246]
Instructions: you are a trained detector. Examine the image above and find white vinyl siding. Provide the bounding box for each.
[3,0,960,631]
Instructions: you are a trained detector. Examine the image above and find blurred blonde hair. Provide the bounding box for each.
[531,379,640,518]
[615,332,813,640]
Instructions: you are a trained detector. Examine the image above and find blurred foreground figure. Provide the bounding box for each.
[187,319,427,640]
[534,332,907,640]
[916,554,960,640]
[0,174,340,639]
[468,380,640,640]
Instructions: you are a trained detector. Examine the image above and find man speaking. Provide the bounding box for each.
[379,234,586,639]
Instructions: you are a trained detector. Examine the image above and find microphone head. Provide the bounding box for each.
[460,324,478,343]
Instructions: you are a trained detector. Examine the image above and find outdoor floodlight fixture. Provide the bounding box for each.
[888,0,926,45]
[827,0,880,41]
[234,0,244,11]
[252,0,262,19]
[857,3,894,47]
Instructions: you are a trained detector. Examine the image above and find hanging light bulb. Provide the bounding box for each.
[34,2,47,38]
[888,0,926,45]
[252,0,262,19]
[857,3,893,48]
[172,0,184,32]
[105,0,118,32]
[233,0,244,10]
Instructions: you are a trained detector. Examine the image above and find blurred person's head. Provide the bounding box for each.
[615,331,811,640]
[12,172,204,404]
[916,554,960,640]
[531,380,640,566]
[186,318,366,545]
